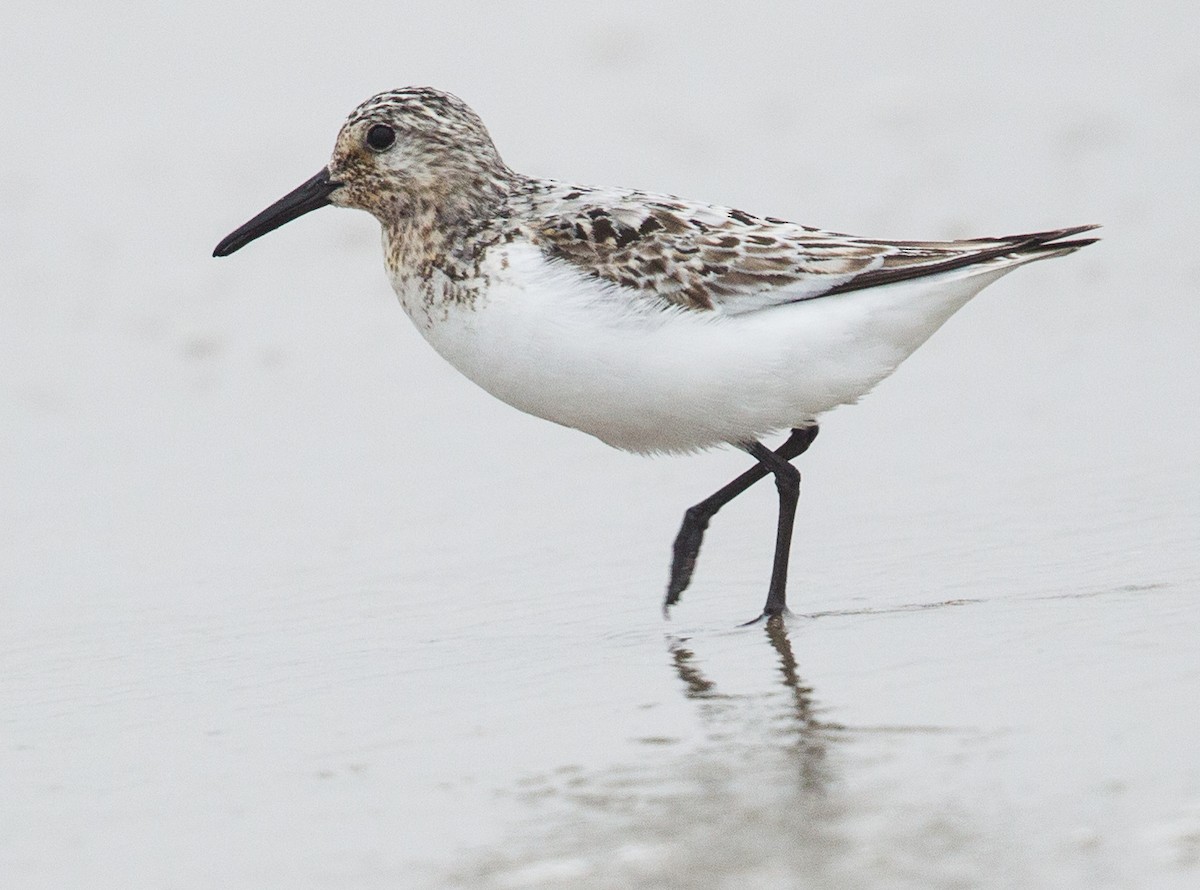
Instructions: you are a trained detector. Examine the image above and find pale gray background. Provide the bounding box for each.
[3,2,1198,888]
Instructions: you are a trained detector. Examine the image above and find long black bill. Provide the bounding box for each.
[213,168,341,257]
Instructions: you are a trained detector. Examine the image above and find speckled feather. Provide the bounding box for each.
[333,89,1096,322]
[525,183,1095,314]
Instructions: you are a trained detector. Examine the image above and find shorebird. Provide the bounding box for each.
[214,87,1096,622]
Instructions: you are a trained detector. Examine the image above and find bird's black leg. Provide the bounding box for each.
[665,425,817,614]
[742,441,802,621]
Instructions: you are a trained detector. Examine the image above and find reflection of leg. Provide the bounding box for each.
[665,426,818,614]
[668,638,719,700]
[763,615,831,793]
[669,623,834,797]
[764,616,807,708]
[743,443,802,618]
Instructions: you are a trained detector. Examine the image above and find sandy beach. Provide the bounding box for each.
[3,3,1198,887]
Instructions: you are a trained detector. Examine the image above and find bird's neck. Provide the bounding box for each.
[381,175,520,280]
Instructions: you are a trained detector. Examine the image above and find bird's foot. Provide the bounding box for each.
[663,508,710,612]
[738,606,793,627]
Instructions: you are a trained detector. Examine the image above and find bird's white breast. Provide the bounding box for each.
[388,241,1011,454]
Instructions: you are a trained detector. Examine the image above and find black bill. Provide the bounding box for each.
[213,168,341,257]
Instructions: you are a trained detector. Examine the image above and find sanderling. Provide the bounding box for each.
[214,87,1097,622]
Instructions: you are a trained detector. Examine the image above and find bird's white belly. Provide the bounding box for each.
[391,243,1008,454]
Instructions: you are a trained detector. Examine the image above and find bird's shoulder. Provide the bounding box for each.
[507,180,895,313]
[500,179,1086,315]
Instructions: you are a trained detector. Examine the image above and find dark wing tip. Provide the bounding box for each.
[1036,236,1100,252]
[988,224,1101,251]
[822,224,1100,298]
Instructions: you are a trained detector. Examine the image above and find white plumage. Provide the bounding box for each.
[395,241,1065,454]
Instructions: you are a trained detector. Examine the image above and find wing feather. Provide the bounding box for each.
[530,183,1097,315]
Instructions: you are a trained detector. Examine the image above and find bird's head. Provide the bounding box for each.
[214,87,513,257]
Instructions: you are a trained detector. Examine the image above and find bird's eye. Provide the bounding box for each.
[366,124,396,151]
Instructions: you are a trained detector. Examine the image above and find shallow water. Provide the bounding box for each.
[3,2,1200,888]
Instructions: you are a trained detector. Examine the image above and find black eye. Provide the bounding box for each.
[366,123,396,151]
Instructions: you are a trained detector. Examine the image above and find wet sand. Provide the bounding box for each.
[3,3,1199,887]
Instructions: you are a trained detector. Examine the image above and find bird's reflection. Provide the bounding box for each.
[669,615,841,796]
[670,640,720,700]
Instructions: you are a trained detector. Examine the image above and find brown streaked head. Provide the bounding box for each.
[214,87,515,258]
